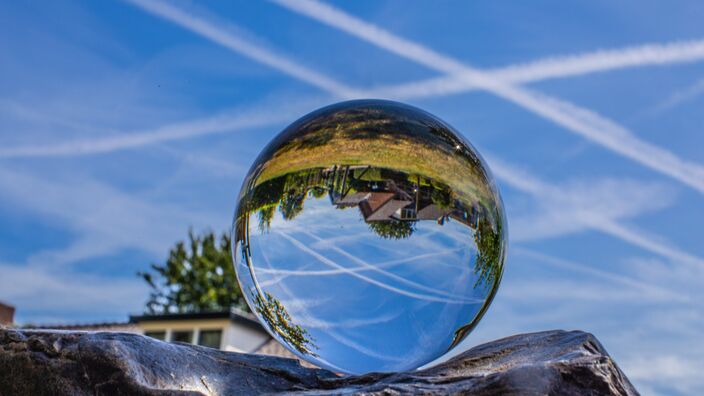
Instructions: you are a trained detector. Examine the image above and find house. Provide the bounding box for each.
[334,189,449,223]
[0,301,15,326]
[129,309,270,353]
[325,164,483,228]
[358,192,410,222]
[12,304,306,365]
[127,309,310,364]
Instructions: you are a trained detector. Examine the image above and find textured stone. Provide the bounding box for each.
[0,327,638,395]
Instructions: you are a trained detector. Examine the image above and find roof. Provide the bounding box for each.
[416,204,447,220]
[129,308,265,333]
[361,192,395,214]
[0,301,14,310]
[336,191,369,206]
[366,199,412,221]
[23,322,138,332]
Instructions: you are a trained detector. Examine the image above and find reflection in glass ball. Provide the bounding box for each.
[233,100,507,374]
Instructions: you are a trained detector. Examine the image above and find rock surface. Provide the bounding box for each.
[0,327,638,395]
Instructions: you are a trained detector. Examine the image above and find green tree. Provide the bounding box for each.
[368,219,416,239]
[310,186,327,199]
[138,230,249,314]
[252,291,318,356]
[257,205,276,233]
[431,186,453,210]
[473,216,504,289]
[279,190,306,220]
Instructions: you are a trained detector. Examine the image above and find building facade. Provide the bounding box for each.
[0,301,15,326]
[16,306,307,365]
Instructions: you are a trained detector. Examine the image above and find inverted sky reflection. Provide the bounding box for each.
[246,196,483,373]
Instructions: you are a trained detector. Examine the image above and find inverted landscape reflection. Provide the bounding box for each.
[233,100,507,374]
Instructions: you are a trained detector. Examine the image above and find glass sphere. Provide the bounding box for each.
[233,100,507,374]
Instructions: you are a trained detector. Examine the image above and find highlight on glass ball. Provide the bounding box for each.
[232,99,507,375]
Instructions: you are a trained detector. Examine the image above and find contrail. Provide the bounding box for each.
[287,309,402,330]
[0,110,293,158]
[256,247,464,276]
[298,229,473,302]
[7,3,704,158]
[486,156,704,268]
[10,0,698,265]
[124,0,361,98]
[122,0,702,266]
[277,231,482,304]
[647,77,704,115]
[256,243,407,366]
[256,246,465,289]
[370,40,704,99]
[272,0,704,195]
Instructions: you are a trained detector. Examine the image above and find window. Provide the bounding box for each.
[171,330,193,344]
[144,331,166,341]
[400,207,416,220]
[198,329,223,349]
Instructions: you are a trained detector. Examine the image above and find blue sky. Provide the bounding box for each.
[240,193,485,374]
[1,0,703,393]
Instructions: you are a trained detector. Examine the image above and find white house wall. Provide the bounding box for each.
[223,323,270,353]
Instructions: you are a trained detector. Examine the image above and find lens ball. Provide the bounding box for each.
[233,100,507,374]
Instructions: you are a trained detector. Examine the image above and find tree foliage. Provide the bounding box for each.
[430,185,453,210]
[138,230,249,314]
[368,219,417,239]
[473,216,504,289]
[252,291,317,356]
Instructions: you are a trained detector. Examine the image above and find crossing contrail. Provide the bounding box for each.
[122,0,703,266]
[486,156,704,268]
[299,229,473,302]
[272,0,704,195]
[277,231,482,304]
[6,1,704,160]
[7,0,698,266]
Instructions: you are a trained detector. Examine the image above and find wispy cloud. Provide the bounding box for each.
[0,261,147,323]
[624,355,704,395]
[512,248,689,303]
[272,0,704,195]
[508,178,674,242]
[482,250,704,394]
[487,156,703,267]
[0,166,217,266]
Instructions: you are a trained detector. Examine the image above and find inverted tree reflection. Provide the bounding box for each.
[251,291,318,356]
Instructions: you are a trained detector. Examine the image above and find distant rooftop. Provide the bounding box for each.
[22,321,137,331]
[129,308,264,333]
